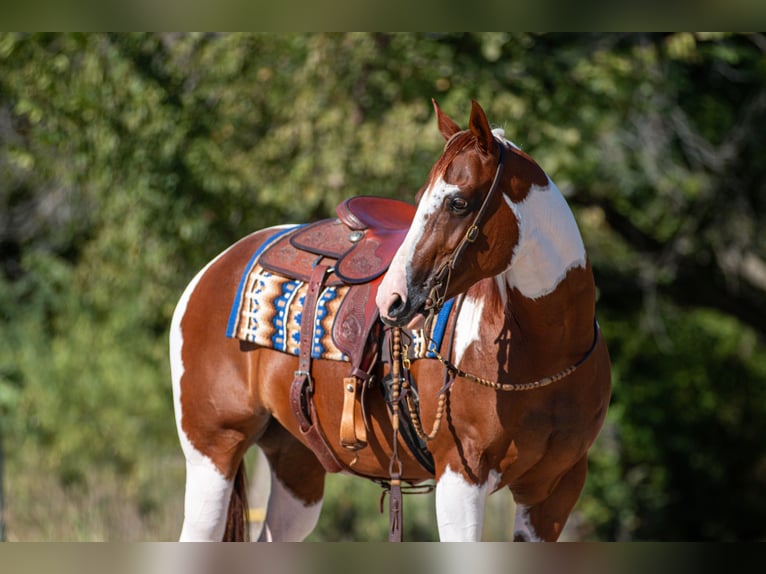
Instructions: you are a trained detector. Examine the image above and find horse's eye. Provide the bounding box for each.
[448,196,469,214]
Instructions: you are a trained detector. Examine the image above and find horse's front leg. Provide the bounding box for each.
[512,454,588,541]
[434,465,498,541]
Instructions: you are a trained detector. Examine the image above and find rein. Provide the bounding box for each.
[399,308,600,446]
[424,315,601,392]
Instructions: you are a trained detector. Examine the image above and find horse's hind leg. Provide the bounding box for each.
[170,273,257,541]
[178,440,237,541]
[256,421,326,541]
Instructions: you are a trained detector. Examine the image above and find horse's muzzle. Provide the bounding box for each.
[379,291,428,329]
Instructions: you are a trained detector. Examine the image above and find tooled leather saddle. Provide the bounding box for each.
[258,196,415,472]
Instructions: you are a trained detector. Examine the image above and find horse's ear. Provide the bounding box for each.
[469,99,495,155]
[433,98,461,141]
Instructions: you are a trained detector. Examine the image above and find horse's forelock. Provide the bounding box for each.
[425,131,478,189]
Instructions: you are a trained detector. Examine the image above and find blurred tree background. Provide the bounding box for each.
[0,32,764,541]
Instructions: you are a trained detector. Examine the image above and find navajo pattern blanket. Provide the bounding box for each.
[226,226,455,362]
[229,264,352,361]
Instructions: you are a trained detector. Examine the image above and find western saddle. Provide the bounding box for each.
[258,196,416,473]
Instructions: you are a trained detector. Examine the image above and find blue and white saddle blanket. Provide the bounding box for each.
[226,226,455,362]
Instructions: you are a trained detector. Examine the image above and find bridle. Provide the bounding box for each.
[424,142,507,314]
[417,139,601,394]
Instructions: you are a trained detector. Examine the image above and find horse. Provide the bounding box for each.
[169,99,611,542]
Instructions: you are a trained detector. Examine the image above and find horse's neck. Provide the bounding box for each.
[453,180,595,379]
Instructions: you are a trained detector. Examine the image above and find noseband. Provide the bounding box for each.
[425,143,507,314]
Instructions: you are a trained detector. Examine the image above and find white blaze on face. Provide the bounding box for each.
[503,179,586,299]
[376,176,460,320]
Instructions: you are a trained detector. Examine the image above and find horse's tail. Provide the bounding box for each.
[223,460,250,541]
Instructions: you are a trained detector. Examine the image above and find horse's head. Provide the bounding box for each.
[377,99,548,327]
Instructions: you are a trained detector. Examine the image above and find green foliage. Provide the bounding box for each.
[1,32,765,540]
[582,307,766,540]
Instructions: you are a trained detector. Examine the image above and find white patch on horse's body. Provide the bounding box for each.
[170,244,236,541]
[453,294,485,365]
[435,466,502,541]
[502,180,586,299]
[513,503,543,541]
[170,227,293,541]
[257,471,323,541]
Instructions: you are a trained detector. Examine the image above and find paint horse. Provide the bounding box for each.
[170,99,611,542]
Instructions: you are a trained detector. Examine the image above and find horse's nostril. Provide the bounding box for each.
[387,294,407,318]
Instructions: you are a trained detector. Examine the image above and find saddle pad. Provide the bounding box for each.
[226,225,354,361]
[228,263,351,361]
[226,225,456,362]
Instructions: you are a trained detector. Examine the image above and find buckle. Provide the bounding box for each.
[294,370,314,393]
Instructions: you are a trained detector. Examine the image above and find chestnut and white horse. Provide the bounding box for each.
[170,99,611,541]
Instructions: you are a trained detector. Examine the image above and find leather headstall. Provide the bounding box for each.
[426,143,507,313]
